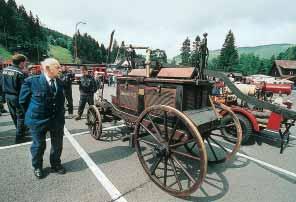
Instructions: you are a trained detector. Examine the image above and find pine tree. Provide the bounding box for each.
[180,37,191,66]
[219,30,239,72]
[277,46,296,60]
[0,0,8,47]
[101,44,107,63]
[6,0,18,35]
[17,5,29,44]
[191,35,201,67]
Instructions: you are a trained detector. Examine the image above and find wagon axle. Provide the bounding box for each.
[152,143,170,158]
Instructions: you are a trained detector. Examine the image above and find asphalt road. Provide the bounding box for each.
[0,85,296,202]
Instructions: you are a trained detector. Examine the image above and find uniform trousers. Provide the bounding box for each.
[6,95,26,139]
[30,126,64,169]
[78,94,94,116]
[64,87,73,114]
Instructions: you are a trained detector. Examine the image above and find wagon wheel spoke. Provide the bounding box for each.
[138,139,158,147]
[171,149,200,161]
[169,158,182,191]
[219,119,238,138]
[189,142,197,152]
[142,151,153,157]
[206,138,219,161]
[150,156,163,175]
[219,123,236,128]
[87,111,94,125]
[140,122,162,144]
[169,138,194,148]
[163,156,168,186]
[92,125,96,136]
[163,111,168,141]
[88,112,96,132]
[169,118,180,141]
[147,114,163,140]
[171,155,197,184]
[211,132,237,142]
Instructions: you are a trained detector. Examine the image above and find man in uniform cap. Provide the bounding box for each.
[28,65,38,76]
[19,58,66,179]
[2,54,28,143]
[75,66,97,120]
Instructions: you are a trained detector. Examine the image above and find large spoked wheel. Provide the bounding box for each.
[86,105,102,140]
[134,105,207,197]
[185,103,242,164]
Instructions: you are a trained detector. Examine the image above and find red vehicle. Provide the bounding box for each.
[69,64,107,83]
[93,65,107,79]
[209,71,296,153]
[0,60,12,68]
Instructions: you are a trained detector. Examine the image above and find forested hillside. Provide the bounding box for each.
[0,0,113,64]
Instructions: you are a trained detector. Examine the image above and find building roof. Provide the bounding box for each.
[275,60,296,69]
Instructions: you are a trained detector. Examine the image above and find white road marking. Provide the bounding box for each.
[64,127,128,202]
[290,135,296,139]
[102,124,126,131]
[0,141,33,150]
[0,124,127,150]
[71,125,126,137]
[236,152,296,179]
[210,142,296,179]
[71,131,89,137]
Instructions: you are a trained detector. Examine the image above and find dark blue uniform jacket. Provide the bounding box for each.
[19,74,65,129]
[2,65,25,96]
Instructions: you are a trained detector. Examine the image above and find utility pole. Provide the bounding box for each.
[74,21,86,63]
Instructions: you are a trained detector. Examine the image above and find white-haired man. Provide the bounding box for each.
[19,58,66,179]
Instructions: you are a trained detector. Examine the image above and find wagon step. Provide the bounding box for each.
[121,133,135,148]
[121,134,132,142]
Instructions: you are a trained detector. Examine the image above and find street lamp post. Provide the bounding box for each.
[74,21,86,63]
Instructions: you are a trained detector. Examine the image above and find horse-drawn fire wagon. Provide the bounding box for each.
[85,33,244,197]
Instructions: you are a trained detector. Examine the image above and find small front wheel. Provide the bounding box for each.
[86,105,102,140]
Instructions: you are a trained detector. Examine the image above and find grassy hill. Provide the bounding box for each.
[0,44,73,64]
[238,44,294,58]
[48,45,73,63]
[0,45,12,61]
[173,43,295,64]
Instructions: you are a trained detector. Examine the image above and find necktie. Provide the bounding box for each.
[50,79,56,94]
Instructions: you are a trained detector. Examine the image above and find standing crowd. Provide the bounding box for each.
[0,54,105,179]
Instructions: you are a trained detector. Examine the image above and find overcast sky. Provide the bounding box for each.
[15,0,296,57]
